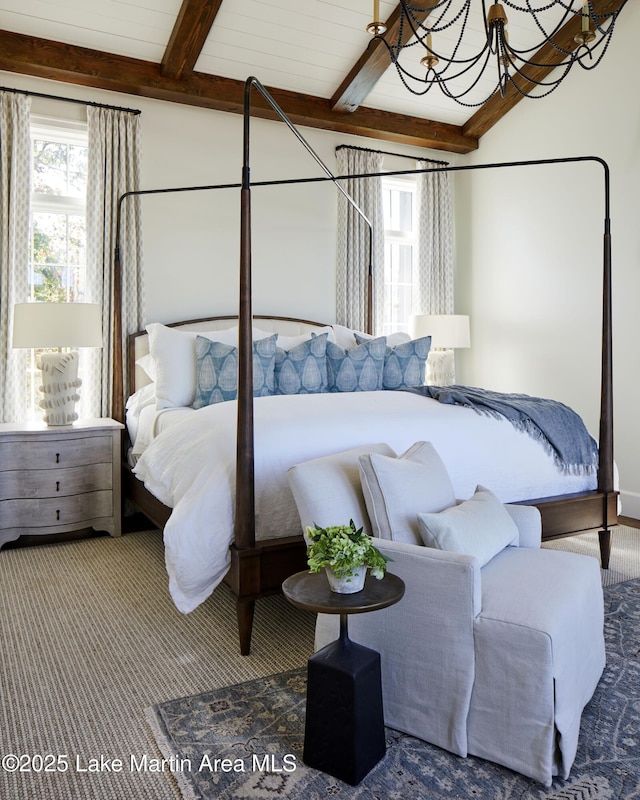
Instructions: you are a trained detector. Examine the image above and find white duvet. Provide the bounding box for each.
[132,390,597,613]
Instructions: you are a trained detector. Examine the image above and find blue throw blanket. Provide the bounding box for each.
[407,384,598,476]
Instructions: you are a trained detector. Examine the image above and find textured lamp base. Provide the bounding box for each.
[303,636,386,785]
[38,350,82,426]
[427,348,455,386]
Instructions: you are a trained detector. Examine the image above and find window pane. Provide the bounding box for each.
[32,212,68,263]
[384,188,412,233]
[32,139,87,198]
[67,144,88,197]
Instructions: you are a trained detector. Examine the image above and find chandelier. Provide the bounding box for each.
[366,1,625,106]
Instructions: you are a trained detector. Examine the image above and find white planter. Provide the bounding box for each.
[325,565,367,594]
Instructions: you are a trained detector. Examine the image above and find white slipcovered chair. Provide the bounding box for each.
[287,441,605,786]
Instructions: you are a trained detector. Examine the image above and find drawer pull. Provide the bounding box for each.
[56,481,60,492]
[55,453,60,464]
[56,509,60,521]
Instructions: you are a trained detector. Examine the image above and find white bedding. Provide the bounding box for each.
[132,390,597,614]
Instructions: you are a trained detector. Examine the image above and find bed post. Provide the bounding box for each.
[233,77,375,654]
[112,242,124,424]
[232,79,259,656]
[597,165,614,568]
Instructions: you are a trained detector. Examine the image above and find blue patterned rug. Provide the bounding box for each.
[147,579,640,799]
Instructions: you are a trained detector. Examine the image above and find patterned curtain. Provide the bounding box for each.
[85,107,144,420]
[335,147,384,334]
[0,92,31,422]
[415,159,454,314]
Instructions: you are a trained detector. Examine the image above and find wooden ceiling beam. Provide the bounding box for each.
[331,2,433,113]
[463,0,627,140]
[161,0,223,80]
[0,29,478,153]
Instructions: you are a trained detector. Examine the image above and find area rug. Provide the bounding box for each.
[147,578,640,800]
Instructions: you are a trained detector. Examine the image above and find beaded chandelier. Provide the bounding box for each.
[366,0,625,106]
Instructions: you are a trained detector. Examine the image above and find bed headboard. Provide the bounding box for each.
[128,314,331,395]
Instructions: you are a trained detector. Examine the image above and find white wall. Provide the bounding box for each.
[454,2,640,517]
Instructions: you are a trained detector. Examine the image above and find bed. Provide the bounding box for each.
[115,78,617,656]
[122,312,616,655]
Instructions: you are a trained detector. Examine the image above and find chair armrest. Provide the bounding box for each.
[504,504,542,548]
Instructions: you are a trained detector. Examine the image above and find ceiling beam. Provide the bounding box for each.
[331,2,433,113]
[463,0,627,140]
[161,0,223,80]
[0,29,478,153]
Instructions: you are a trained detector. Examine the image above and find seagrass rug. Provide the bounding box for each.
[147,577,640,800]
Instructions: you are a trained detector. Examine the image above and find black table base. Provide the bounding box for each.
[303,622,386,785]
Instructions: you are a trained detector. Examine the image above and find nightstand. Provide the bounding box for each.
[0,418,124,549]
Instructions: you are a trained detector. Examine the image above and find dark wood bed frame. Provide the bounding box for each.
[114,78,617,655]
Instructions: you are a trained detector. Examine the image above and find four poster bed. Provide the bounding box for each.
[115,78,617,656]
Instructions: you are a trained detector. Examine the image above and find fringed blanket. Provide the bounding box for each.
[408,385,598,476]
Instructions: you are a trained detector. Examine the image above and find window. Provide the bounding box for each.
[29,120,88,301]
[25,119,88,418]
[381,176,417,335]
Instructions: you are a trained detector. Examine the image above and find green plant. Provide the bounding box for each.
[306,519,390,580]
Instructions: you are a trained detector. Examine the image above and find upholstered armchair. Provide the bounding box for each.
[288,442,605,787]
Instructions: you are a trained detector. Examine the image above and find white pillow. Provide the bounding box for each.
[331,324,410,350]
[135,352,157,382]
[147,322,266,409]
[276,327,333,350]
[417,485,519,567]
[359,441,456,545]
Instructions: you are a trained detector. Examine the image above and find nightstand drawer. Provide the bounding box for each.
[0,491,113,529]
[0,464,112,501]
[0,435,113,471]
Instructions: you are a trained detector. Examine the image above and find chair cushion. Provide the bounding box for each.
[288,443,397,539]
[359,441,456,545]
[417,485,519,567]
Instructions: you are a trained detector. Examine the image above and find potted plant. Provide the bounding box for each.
[306,519,390,594]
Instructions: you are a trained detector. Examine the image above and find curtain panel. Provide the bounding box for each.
[86,107,144,421]
[415,159,454,315]
[335,147,384,334]
[0,92,31,423]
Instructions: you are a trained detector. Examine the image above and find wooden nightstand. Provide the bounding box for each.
[0,418,124,549]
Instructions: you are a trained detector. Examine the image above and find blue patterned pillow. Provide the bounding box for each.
[192,334,277,408]
[326,337,386,392]
[275,333,328,395]
[355,334,431,390]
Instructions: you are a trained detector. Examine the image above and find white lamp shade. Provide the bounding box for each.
[409,314,470,349]
[12,303,103,349]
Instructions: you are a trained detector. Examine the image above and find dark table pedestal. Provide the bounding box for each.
[304,620,385,785]
[282,571,405,786]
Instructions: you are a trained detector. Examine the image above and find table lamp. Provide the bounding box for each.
[12,302,103,426]
[409,314,470,386]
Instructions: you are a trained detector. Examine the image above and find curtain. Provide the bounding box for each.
[85,107,144,421]
[415,159,454,315]
[335,147,384,334]
[0,92,31,423]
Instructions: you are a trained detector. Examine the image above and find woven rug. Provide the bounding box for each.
[147,577,640,800]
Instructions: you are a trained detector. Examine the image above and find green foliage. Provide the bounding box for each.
[306,519,390,580]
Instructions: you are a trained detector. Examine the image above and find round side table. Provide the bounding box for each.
[283,570,405,786]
